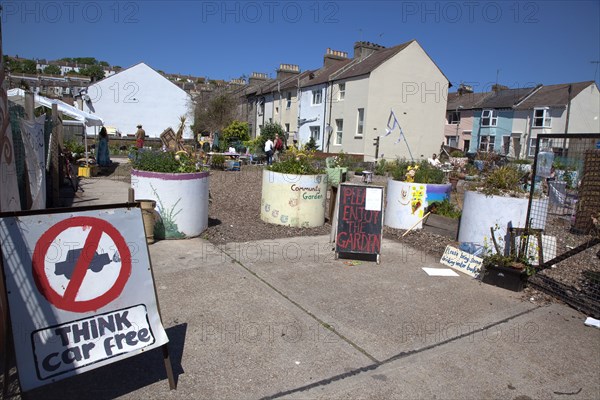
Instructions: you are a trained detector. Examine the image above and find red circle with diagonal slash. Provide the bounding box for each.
[32,216,132,313]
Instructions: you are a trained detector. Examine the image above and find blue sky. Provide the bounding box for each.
[4,0,600,90]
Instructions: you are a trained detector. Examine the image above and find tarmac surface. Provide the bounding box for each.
[3,171,600,400]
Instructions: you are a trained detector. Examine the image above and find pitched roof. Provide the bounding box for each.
[476,87,538,109]
[331,41,414,81]
[446,91,491,110]
[299,59,353,88]
[514,81,596,110]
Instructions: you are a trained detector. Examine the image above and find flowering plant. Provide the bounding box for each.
[268,145,324,175]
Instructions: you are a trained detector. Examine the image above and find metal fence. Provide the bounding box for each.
[525,133,600,317]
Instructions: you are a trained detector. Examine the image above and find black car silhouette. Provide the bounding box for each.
[55,248,111,279]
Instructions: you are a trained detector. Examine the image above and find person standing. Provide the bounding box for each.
[97,127,111,166]
[264,137,274,165]
[135,124,146,149]
[273,134,283,162]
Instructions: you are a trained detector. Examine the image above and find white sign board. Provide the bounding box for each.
[0,207,168,391]
[439,245,483,278]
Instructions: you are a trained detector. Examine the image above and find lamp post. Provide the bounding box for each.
[455,105,463,148]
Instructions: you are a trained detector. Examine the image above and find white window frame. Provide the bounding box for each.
[532,107,551,128]
[335,119,343,145]
[446,135,458,147]
[310,126,321,142]
[286,91,292,109]
[479,135,495,152]
[356,108,365,136]
[528,137,552,157]
[312,89,322,105]
[338,83,345,100]
[481,109,497,127]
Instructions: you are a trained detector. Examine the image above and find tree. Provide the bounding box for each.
[193,92,236,135]
[80,64,105,81]
[43,65,61,75]
[222,120,250,142]
[252,122,285,155]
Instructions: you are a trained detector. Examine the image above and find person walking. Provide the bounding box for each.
[135,124,146,149]
[264,137,274,165]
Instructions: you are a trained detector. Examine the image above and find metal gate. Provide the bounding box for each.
[524,133,600,317]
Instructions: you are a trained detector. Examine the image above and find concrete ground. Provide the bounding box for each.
[4,173,599,400]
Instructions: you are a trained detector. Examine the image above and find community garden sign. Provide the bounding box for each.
[0,206,170,392]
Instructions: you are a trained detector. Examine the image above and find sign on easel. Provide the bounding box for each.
[0,206,170,391]
[333,183,384,264]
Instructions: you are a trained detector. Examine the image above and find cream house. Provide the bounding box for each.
[326,40,450,161]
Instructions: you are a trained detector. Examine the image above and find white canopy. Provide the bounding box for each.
[7,88,104,127]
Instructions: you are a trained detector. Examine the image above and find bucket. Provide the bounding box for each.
[136,199,157,244]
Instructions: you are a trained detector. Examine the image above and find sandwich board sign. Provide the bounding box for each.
[0,205,170,392]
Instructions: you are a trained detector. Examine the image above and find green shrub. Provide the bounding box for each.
[391,160,444,184]
[450,150,465,157]
[64,139,85,155]
[132,150,200,173]
[429,199,461,219]
[480,165,524,196]
[211,154,226,169]
[268,147,323,175]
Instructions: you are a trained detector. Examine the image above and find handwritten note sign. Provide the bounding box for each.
[335,184,384,257]
[440,245,483,278]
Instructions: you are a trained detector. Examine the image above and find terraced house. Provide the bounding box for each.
[255,40,451,161]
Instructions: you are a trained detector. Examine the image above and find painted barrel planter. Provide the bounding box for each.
[458,190,549,251]
[384,179,452,230]
[131,169,210,239]
[261,170,327,227]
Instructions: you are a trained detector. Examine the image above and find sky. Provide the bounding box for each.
[3,0,600,91]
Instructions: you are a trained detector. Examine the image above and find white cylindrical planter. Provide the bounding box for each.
[131,169,210,239]
[384,179,452,230]
[458,190,549,250]
[261,170,327,227]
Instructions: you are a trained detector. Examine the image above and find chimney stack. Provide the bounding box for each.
[249,72,269,85]
[323,48,349,67]
[353,41,385,59]
[276,64,300,80]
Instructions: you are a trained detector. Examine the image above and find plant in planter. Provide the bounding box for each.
[385,160,451,230]
[326,151,350,187]
[459,166,549,261]
[130,150,210,240]
[480,225,539,291]
[261,146,328,227]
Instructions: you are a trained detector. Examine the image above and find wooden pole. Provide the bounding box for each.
[402,212,431,237]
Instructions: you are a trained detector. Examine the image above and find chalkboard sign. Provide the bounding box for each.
[334,183,384,263]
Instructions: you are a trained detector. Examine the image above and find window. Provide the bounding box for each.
[447,111,461,124]
[338,83,345,100]
[463,139,470,153]
[286,92,292,109]
[335,119,343,145]
[310,126,321,142]
[275,106,279,115]
[479,135,495,152]
[285,123,290,133]
[258,98,265,116]
[312,89,322,105]
[481,109,497,127]
[533,108,551,128]
[356,108,365,135]
[446,136,458,147]
[528,137,552,157]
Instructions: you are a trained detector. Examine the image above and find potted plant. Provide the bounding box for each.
[325,151,350,188]
[480,225,538,292]
[261,146,327,227]
[458,165,549,256]
[130,150,209,240]
[384,160,452,230]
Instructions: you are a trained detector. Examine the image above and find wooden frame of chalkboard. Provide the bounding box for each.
[331,183,385,264]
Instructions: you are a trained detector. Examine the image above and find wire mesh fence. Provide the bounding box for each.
[525,134,600,317]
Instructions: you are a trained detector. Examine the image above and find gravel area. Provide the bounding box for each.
[203,165,599,312]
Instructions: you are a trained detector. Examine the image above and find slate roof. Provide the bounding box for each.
[476,86,538,109]
[514,81,596,110]
[446,91,491,110]
[298,59,353,88]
